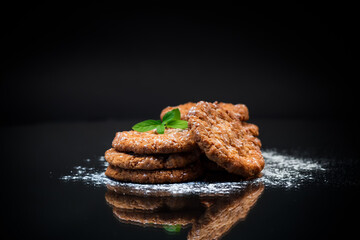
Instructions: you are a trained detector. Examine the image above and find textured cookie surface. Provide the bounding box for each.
[188,101,264,178]
[241,122,260,138]
[160,102,249,121]
[105,148,199,170]
[105,161,203,183]
[218,102,249,121]
[112,129,197,154]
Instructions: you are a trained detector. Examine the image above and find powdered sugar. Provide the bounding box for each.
[260,150,326,188]
[60,149,326,194]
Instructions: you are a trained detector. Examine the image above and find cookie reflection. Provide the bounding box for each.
[189,184,264,239]
[105,183,264,239]
[105,189,203,230]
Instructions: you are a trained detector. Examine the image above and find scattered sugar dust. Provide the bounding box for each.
[60,149,327,195]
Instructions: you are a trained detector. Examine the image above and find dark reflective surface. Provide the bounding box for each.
[2,119,359,239]
[105,183,264,239]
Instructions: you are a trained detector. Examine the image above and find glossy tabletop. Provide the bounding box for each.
[2,118,359,239]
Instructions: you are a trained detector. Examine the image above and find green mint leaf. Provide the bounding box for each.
[132,108,185,134]
[156,123,165,134]
[162,108,181,124]
[166,120,188,129]
[132,120,162,132]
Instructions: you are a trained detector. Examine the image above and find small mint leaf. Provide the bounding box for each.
[156,123,165,134]
[132,120,162,132]
[166,120,188,129]
[162,108,181,124]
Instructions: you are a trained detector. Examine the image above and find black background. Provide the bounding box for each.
[1,1,357,124]
[1,2,360,239]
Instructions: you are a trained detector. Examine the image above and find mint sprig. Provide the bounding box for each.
[162,108,181,124]
[132,108,188,134]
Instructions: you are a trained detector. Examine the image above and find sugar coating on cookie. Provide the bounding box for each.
[105,161,203,183]
[241,122,260,139]
[217,102,249,121]
[105,148,200,170]
[112,128,197,154]
[160,102,249,121]
[188,101,264,178]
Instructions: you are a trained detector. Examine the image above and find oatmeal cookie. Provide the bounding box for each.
[112,128,197,154]
[241,122,260,137]
[105,161,203,183]
[105,148,199,170]
[160,102,249,121]
[218,102,249,121]
[188,101,264,178]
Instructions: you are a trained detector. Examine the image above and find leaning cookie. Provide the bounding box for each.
[160,102,249,121]
[241,122,260,138]
[105,148,200,170]
[112,129,197,154]
[188,101,264,178]
[218,102,249,121]
[105,161,203,184]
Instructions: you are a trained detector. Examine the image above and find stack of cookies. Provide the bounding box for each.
[105,101,264,183]
[105,128,203,183]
